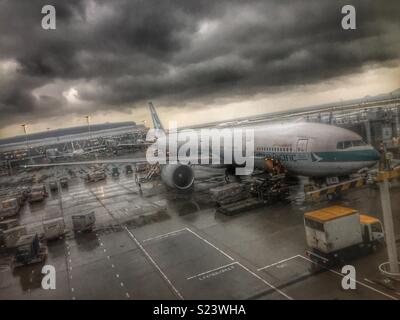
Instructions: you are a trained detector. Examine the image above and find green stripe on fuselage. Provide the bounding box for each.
[253,149,379,163]
[313,150,380,162]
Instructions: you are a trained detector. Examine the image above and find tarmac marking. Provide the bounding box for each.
[185,228,234,261]
[257,255,301,271]
[299,255,398,300]
[90,187,181,299]
[184,227,291,300]
[142,228,188,243]
[124,226,184,300]
[236,262,293,300]
[126,292,130,298]
[187,262,238,280]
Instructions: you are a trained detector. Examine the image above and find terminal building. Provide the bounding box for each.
[0,121,147,173]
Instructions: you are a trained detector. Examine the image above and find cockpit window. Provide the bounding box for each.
[352,140,367,147]
[337,140,367,149]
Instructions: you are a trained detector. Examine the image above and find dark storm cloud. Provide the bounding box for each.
[0,0,399,127]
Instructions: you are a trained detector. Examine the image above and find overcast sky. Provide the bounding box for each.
[0,0,399,138]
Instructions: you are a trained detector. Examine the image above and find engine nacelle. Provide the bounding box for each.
[161,164,195,190]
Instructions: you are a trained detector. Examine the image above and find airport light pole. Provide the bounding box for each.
[21,124,29,157]
[85,115,92,140]
[376,163,400,275]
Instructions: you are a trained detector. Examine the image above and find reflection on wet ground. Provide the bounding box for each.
[0,165,399,300]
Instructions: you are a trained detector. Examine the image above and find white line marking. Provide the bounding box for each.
[187,262,238,280]
[142,228,188,243]
[299,255,398,300]
[185,228,234,261]
[126,292,130,298]
[364,278,375,285]
[237,262,292,300]
[257,255,301,271]
[116,274,120,278]
[120,282,124,287]
[111,264,115,268]
[124,226,184,300]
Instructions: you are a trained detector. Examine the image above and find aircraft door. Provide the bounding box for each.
[296,139,308,152]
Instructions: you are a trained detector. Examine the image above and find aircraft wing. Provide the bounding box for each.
[21,155,222,168]
[22,158,148,168]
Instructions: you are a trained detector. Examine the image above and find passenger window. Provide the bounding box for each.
[337,142,344,149]
[371,223,382,233]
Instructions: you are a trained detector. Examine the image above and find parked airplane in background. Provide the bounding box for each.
[26,102,380,191]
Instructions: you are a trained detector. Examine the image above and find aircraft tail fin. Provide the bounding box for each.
[148,102,164,131]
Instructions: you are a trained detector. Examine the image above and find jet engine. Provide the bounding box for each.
[161,164,195,190]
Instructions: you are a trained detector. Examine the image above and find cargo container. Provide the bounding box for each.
[60,177,69,188]
[3,226,27,248]
[28,184,48,203]
[85,171,106,183]
[135,162,148,173]
[304,206,384,266]
[0,197,20,217]
[49,180,58,192]
[72,211,96,232]
[0,219,19,231]
[43,217,66,240]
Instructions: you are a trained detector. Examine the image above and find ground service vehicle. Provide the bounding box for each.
[111,167,120,177]
[60,177,69,188]
[14,234,48,267]
[304,206,384,266]
[49,180,58,192]
[125,165,133,174]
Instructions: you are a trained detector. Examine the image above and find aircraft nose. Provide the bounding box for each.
[372,149,380,161]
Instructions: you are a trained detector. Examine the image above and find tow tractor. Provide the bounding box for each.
[13,234,48,268]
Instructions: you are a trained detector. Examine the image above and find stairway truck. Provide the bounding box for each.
[304,206,384,266]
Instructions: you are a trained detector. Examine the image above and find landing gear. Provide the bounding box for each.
[224,166,241,183]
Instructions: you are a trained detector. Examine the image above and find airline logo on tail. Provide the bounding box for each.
[148,102,164,131]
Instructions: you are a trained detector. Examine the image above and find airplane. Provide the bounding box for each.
[25,102,380,191]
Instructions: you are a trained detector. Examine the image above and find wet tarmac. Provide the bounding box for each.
[1,164,400,300]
